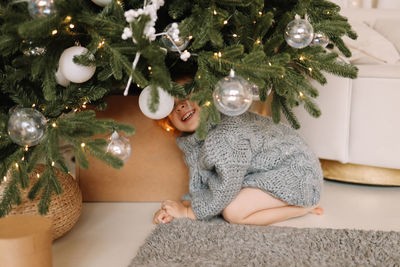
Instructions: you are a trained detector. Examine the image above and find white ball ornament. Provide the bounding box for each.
[91,0,112,7]
[138,86,174,120]
[59,46,96,83]
[213,69,253,116]
[55,68,70,87]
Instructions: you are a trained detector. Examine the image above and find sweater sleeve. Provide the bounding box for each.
[190,136,252,220]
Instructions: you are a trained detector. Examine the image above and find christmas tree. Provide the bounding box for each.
[0,0,357,216]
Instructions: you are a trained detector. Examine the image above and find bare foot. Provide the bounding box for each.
[310,206,324,215]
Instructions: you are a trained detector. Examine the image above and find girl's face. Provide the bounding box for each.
[168,99,200,133]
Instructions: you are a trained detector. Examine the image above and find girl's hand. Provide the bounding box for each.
[153,209,173,224]
[161,200,187,218]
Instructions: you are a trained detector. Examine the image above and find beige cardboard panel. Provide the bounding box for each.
[0,215,53,267]
[78,96,189,201]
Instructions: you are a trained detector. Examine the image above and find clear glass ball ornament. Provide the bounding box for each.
[213,70,253,116]
[284,15,314,49]
[311,32,329,48]
[106,131,132,162]
[160,23,190,52]
[28,0,55,18]
[7,108,47,147]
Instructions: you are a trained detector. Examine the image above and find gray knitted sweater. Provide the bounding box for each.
[176,112,323,220]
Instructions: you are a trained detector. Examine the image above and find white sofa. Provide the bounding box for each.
[294,8,400,170]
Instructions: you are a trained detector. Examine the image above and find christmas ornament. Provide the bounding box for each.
[251,84,260,101]
[58,46,96,83]
[22,41,45,56]
[284,15,314,49]
[91,0,112,7]
[106,131,132,162]
[160,23,190,52]
[213,69,253,116]
[55,68,70,87]
[27,0,55,18]
[311,32,329,48]
[138,86,174,120]
[7,108,47,147]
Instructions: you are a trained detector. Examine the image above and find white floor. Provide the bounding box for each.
[52,180,400,267]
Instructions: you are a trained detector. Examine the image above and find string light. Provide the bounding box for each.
[51,161,55,166]
[52,122,57,128]
[204,101,211,107]
[299,56,305,61]
[232,34,238,38]
[21,156,25,161]
[98,40,105,48]
[81,143,86,148]
[15,163,19,168]
[258,11,263,16]
[51,29,58,35]
[308,67,313,72]
[82,104,87,109]
[32,103,36,108]
[218,52,222,57]
[197,75,201,79]
[64,16,72,23]
[299,92,305,98]
[213,10,217,15]
[268,62,272,66]
[256,39,261,44]
[223,20,228,25]
[3,176,7,182]
[24,145,29,151]
[36,173,40,178]
[69,24,75,29]
[65,106,69,110]
[188,35,193,40]
[148,66,152,71]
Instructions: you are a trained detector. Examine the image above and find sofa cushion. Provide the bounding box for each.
[343,20,400,64]
[357,62,400,78]
[373,19,400,53]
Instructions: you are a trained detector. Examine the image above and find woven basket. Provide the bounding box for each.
[1,165,82,240]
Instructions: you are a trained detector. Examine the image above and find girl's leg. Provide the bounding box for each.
[222,187,323,226]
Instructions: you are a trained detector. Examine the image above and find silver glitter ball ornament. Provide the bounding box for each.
[213,70,253,116]
[106,131,132,162]
[8,108,47,147]
[284,15,314,49]
[311,32,329,48]
[160,23,190,52]
[28,0,55,18]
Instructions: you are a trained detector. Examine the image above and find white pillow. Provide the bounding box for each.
[343,20,400,65]
[373,19,400,54]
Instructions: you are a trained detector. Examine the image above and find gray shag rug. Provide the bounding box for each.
[130,218,400,266]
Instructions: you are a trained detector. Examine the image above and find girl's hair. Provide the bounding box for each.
[157,116,180,135]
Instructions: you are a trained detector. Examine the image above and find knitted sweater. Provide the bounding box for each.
[176,112,323,220]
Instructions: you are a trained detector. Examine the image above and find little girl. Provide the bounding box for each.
[153,98,324,226]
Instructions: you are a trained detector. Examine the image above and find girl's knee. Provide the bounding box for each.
[222,204,244,224]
